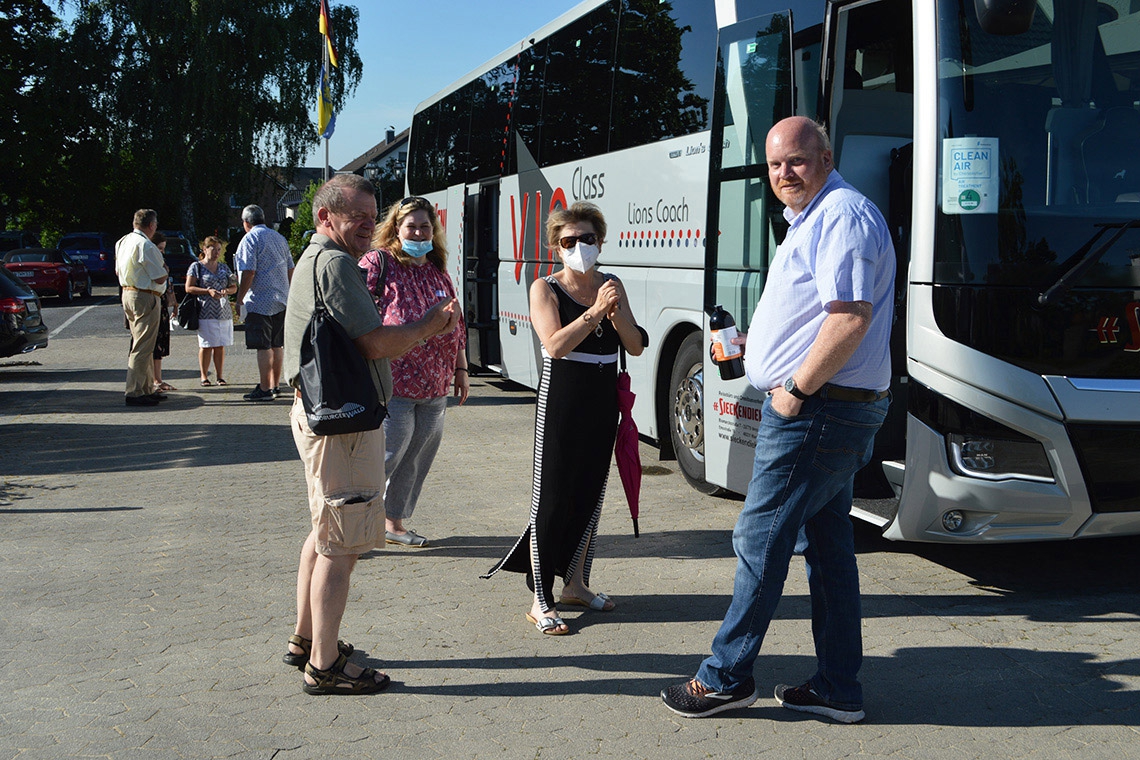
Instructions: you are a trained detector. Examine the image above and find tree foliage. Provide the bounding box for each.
[288,180,320,261]
[2,1,361,243]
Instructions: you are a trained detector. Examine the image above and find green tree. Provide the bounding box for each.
[58,0,363,240]
[0,0,104,238]
[288,180,320,261]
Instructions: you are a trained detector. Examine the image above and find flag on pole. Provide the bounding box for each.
[318,66,336,139]
[319,0,339,68]
[317,0,337,139]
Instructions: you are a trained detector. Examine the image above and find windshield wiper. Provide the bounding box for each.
[1037,219,1140,306]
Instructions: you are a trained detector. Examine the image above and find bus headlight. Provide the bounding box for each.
[947,434,1054,482]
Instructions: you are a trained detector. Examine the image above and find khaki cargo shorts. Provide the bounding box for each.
[290,398,385,556]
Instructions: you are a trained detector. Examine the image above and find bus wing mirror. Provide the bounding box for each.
[973,0,1037,35]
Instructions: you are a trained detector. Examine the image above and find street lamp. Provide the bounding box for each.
[363,162,380,186]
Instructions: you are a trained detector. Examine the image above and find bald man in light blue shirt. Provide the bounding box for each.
[664,116,894,724]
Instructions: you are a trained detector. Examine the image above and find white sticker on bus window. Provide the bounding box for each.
[942,137,999,214]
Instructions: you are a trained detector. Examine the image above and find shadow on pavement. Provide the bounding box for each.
[378,529,737,562]
[853,519,1140,598]
[0,367,211,395]
[0,418,296,475]
[371,648,1140,727]
[0,506,143,514]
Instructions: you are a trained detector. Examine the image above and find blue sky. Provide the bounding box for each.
[308,0,577,169]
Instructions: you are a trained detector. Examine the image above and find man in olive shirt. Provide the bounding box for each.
[282,174,458,695]
[115,209,168,407]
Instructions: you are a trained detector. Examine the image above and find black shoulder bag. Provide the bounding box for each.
[298,249,387,435]
[176,262,200,330]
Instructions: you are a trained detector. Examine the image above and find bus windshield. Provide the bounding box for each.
[935,0,1140,291]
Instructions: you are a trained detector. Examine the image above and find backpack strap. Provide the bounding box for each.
[362,249,388,300]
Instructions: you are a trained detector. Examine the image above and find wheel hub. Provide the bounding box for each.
[672,365,704,459]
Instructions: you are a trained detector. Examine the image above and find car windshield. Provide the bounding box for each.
[935,0,1140,289]
[163,239,196,259]
[61,237,101,250]
[7,252,52,263]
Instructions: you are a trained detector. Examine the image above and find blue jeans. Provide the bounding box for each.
[695,392,889,710]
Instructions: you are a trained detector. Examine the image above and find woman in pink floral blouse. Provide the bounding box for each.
[359,197,468,547]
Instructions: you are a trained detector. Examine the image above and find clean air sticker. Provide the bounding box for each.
[942,137,999,214]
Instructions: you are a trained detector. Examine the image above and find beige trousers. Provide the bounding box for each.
[122,290,160,397]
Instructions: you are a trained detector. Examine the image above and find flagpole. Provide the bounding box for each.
[322,39,330,183]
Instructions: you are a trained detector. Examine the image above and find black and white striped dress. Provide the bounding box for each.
[483,276,620,610]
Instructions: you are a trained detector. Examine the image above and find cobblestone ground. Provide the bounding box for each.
[1,323,1138,759]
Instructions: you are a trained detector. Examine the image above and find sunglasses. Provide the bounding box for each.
[558,232,598,249]
[400,196,431,208]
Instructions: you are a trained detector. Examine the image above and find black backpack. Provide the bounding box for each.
[297,248,387,435]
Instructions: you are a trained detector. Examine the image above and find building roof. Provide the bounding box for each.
[277,167,329,209]
[339,127,410,174]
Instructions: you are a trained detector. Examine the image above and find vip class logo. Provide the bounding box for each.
[1095,301,1140,352]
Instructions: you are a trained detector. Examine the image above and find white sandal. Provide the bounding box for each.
[525,611,570,635]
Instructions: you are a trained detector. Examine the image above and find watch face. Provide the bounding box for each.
[785,378,795,393]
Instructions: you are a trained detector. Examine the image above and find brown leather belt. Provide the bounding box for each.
[122,286,162,297]
[819,384,889,403]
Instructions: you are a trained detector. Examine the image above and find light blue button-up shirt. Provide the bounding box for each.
[743,170,895,392]
[235,224,294,315]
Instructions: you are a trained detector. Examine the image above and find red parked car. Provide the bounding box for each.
[2,248,92,303]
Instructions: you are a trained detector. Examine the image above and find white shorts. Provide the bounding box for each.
[197,318,234,348]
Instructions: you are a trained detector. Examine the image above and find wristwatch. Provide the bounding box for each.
[784,377,811,401]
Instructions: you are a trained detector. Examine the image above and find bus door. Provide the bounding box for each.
[700,11,794,495]
[463,181,502,372]
[821,0,913,504]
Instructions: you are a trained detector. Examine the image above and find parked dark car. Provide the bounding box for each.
[158,231,198,295]
[2,248,92,303]
[58,231,117,281]
[0,266,48,357]
[0,230,40,252]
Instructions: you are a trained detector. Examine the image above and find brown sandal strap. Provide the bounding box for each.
[304,653,388,693]
[288,634,312,651]
[286,635,352,657]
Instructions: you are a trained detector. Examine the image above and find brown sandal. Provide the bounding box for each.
[302,653,390,695]
[282,634,354,670]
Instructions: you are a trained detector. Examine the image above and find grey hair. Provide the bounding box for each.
[311,174,375,228]
[133,209,157,229]
[241,205,266,225]
[810,120,832,154]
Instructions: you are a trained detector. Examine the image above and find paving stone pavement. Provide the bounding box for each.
[1,320,1138,759]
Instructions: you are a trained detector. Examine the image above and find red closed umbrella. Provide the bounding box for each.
[614,368,642,536]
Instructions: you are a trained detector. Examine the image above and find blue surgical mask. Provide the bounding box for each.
[402,239,433,258]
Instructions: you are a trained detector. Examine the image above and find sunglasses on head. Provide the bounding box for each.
[558,232,598,249]
[400,196,431,209]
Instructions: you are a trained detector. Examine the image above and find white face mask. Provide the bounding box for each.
[563,242,600,273]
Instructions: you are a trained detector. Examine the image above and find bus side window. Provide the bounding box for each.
[827,0,913,215]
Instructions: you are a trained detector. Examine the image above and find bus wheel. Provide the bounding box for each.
[669,332,720,495]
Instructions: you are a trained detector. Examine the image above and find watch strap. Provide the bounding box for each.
[786,378,811,401]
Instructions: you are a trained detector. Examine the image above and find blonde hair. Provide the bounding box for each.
[372,196,448,272]
[200,236,224,259]
[546,202,607,251]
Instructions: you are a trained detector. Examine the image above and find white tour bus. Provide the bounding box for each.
[405,0,1140,543]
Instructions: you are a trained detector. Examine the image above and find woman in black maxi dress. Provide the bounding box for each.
[483,202,644,635]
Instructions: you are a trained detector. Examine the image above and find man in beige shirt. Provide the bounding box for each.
[115,209,168,406]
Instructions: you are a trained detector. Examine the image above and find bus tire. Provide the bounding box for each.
[668,332,722,495]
